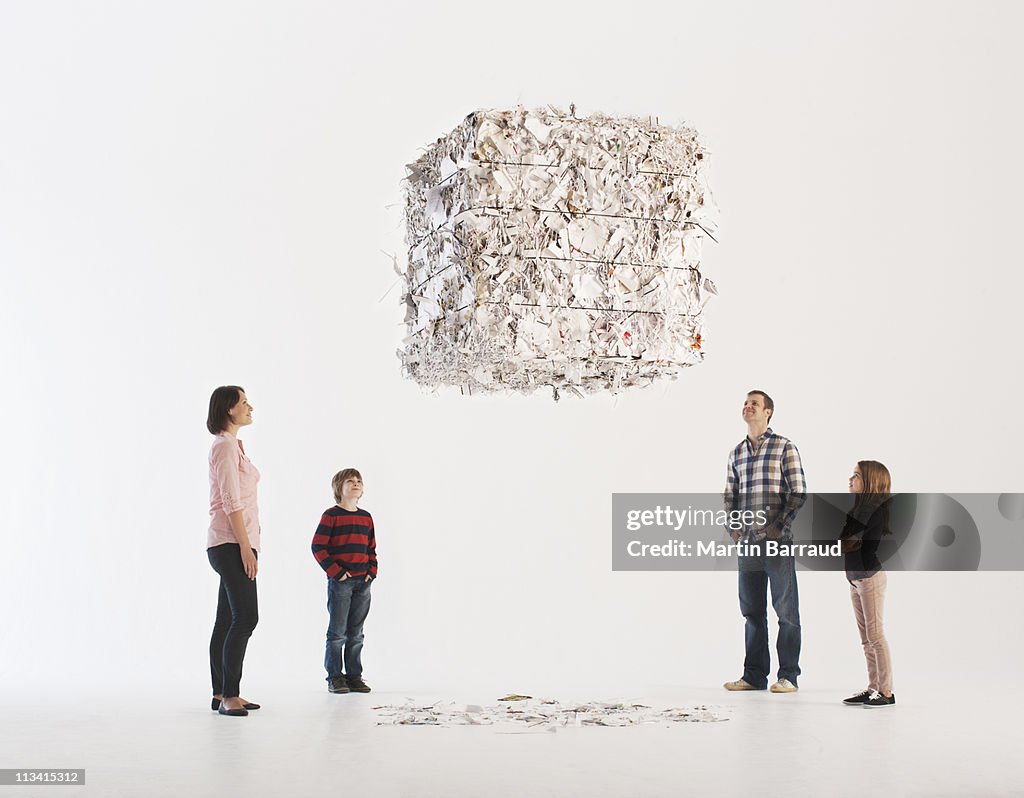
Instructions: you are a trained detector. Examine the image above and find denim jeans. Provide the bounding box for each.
[208,543,259,698]
[324,577,372,681]
[738,552,801,688]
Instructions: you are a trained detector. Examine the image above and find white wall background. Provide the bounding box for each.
[1,0,1021,696]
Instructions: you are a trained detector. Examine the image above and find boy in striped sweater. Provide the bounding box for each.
[311,468,378,694]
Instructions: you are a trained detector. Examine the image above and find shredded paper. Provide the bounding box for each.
[374,696,728,729]
[400,106,718,398]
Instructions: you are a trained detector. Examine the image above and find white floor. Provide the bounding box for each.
[2,684,1021,797]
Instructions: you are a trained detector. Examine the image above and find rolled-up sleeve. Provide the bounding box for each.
[211,438,243,513]
[779,442,807,533]
[723,453,739,513]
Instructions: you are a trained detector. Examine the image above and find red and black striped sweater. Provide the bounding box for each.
[311,506,378,580]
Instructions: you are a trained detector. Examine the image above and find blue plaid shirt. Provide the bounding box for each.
[724,428,807,542]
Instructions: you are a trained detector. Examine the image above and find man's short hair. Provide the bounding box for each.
[747,390,774,422]
[332,468,363,503]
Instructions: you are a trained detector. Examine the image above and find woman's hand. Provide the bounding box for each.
[226,510,257,579]
[241,546,258,580]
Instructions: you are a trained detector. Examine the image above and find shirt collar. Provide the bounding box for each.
[217,430,244,451]
[745,427,774,447]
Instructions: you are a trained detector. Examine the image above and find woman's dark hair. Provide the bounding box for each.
[207,386,244,434]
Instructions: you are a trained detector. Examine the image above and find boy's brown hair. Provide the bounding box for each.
[332,468,363,503]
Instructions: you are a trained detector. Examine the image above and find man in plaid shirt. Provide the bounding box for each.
[723,390,807,694]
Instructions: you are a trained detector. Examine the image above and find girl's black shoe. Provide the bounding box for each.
[862,691,896,708]
[842,690,872,705]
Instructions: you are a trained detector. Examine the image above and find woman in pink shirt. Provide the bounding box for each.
[206,386,261,717]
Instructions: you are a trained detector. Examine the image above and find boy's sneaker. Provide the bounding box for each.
[842,689,872,706]
[769,678,798,693]
[863,691,895,708]
[328,678,350,694]
[346,676,371,693]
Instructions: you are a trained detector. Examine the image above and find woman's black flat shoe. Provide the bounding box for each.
[217,704,248,716]
[212,698,261,711]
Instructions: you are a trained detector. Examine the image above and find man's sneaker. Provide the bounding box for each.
[842,689,872,706]
[346,676,371,693]
[769,678,798,693]
[723,678,763,691]
[328,677,350,694]
[863,691,895,708]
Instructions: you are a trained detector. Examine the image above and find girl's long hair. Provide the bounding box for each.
[853,459,893,535]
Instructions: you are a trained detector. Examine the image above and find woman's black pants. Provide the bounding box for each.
[208,543,259,698]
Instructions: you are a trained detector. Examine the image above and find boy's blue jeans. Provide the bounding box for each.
[325,577,372,681]
[738,552,801,688]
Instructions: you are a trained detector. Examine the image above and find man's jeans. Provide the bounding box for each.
[324,577,372,681]
[738,552,801,688]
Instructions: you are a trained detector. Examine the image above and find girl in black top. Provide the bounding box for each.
[839,460,895,708]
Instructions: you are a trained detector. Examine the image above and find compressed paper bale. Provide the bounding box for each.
[400,106,718,397]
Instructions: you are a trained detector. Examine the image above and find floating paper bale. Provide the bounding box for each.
[400,106,718,397]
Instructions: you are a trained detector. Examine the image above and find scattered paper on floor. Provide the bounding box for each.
[373,697,728,728]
